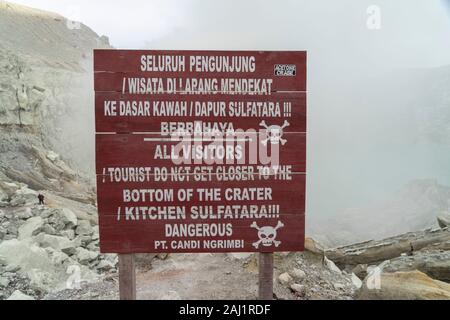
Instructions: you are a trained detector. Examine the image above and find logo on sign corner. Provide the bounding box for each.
[274,64,296,76]
[251,221,284,249]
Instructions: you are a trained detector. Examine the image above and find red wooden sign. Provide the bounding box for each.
[94,50,307,253]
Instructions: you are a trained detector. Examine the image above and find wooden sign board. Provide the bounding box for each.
[94,50,307,254]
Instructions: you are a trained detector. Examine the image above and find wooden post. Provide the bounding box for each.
[258,253,274,300]
[118,254,136,300]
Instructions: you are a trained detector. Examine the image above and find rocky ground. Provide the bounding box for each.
[44,251,357,300]
[0,174,118,300]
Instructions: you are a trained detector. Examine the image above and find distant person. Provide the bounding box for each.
[38,193,45,205]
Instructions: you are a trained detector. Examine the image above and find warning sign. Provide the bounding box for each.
[94,50,307,253]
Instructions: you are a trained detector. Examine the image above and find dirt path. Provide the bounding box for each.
[137,253,258,300]
[46,253,260,300]
[46,251,355,300]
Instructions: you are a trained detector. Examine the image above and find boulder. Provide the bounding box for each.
[59,208,78,228]
[42,224,56,235]
[325,228,450,268]
[352,264,369,279]
[75,247,99,265]
[324,256,342,274]
[0,239,53,273]
[0,276,10,287]
[95,259,115,271]
[7,290,35,300]
[357,270,450,300]
[60,229,75,240]
[383,250,450,282]
[289,268,306,281]
[0,254,6,266]
[290,283,306,295]
[0,181,19,200]
[278,272,293,286]
[15,207,33,220]
[5,264,20,272]
[437,212,450,229]
[75,220,93,236]
[305,237,325,255]
[86,241,98,251]
[18,216,44,240]
[34,233,78,255]
[10,186,38,206]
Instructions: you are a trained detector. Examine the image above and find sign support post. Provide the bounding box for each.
[258,252,274,300]
[118,254,136,300]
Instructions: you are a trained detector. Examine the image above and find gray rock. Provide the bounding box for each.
[75,247,99,265]
[103,254,118,266]
[42,223,56,235]
[59,208,78,228]
[60,229,75,240]
[95,259,115,271]
[87,242,98,251]
[18,216,43,240]
[383,250,450,282]
[352,264,369,279]
[16,207,33,220]
[7,290,35,300]
[437,212,450,229]
[77,235,93,246]
[290,283,306,295]
[34,233,78,255]
[47,215,66,232]
[278,272,293,286]
[10,187,37,206]
[45,248,69,265]
[0,239,53,274]
[324,256,342,274]
[0,254,6,266]
[38,208,55,219]
[5,264,20,272]
[91,227,100,240]
[0,276,10,287]
[357,270,450,300]
[289,268,306,281]
[75,220,93,236]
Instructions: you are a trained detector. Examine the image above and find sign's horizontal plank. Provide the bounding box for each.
[95,133,307,174]
[98,214,305,253]
[94,50,306,89]
[95,92,306,133]
[96,173,306,215]
[94,73,306,94]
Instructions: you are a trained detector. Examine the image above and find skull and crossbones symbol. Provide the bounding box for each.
[251,221,284,249]
[260,120,290,146]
